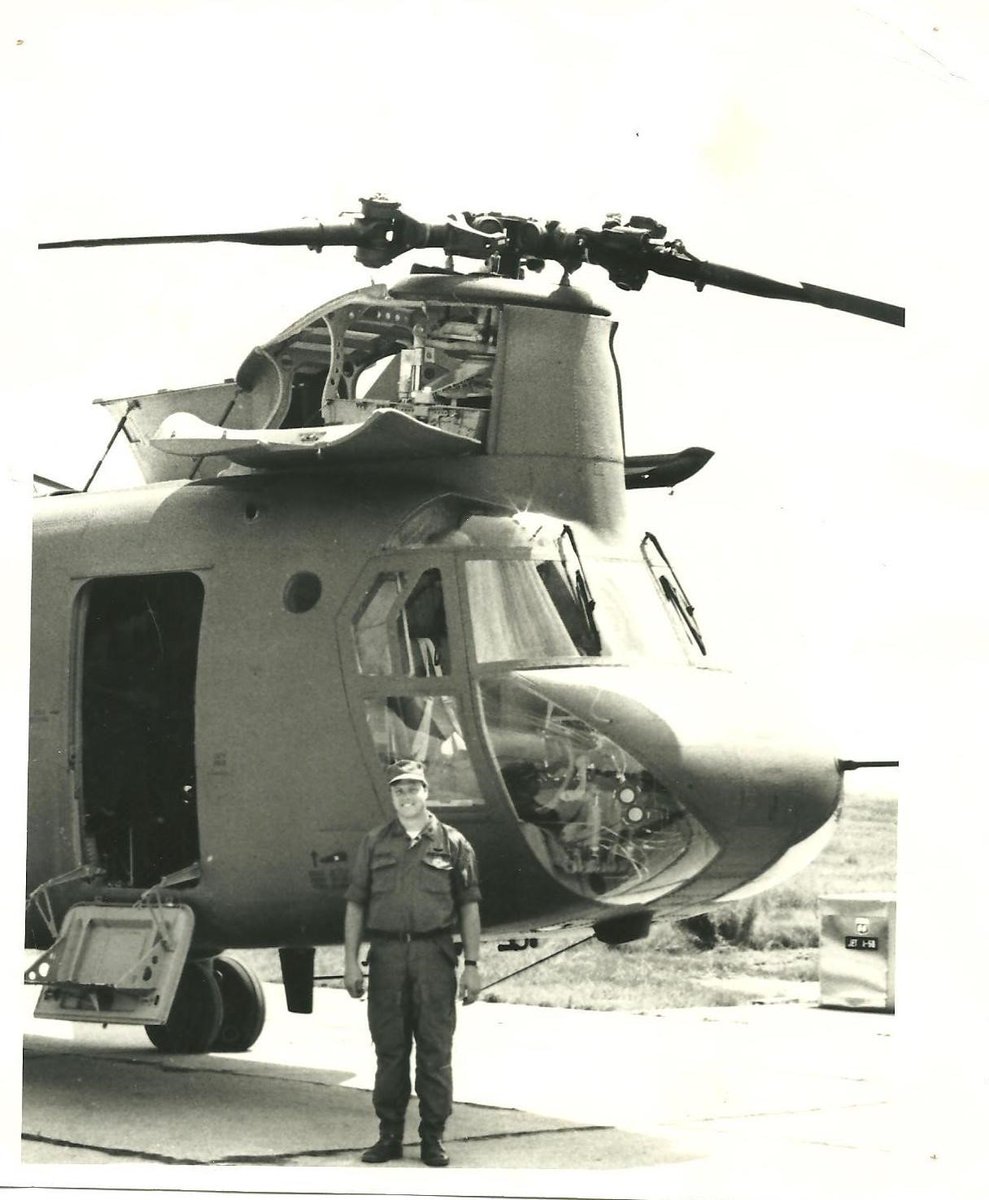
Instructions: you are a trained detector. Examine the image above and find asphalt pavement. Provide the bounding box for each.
[15,976,973,1198]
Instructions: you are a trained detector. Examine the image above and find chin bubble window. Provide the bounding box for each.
[479,678,718,900]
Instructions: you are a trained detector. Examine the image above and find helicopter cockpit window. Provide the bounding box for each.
[464,528,601,665]
[641,534,706,656]
[385,498,694,666]
[480,677,718,900]
[350,564,480,805]
[354,568,448,677]
[466,560,589,663]
[583,558,696,664]
[363,695,479,807]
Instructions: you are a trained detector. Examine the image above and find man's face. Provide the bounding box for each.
[390,779,429,822]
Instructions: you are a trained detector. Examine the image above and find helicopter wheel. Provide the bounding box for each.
[209,955,266,1053]
[145,960,223,1054]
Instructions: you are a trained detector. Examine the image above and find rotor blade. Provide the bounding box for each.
[38,221,362,251]
[647,252,905,327]
[695,261,904,326]
[37,200,906,327]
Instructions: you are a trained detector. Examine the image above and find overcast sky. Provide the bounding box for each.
[3,0,988,1165]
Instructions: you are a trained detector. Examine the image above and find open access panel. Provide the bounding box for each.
[25,902,195,1025]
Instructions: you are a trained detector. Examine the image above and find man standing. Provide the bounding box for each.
[344,760,482,1168]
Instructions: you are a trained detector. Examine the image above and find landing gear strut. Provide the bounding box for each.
[145,955,265,1054]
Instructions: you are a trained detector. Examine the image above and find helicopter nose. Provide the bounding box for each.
[500,665,843,906]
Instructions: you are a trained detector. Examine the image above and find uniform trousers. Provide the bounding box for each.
[366,934,458,1139]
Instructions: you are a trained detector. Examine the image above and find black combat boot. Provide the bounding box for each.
[420,1134,449,1167]
[361,1129,404,1163]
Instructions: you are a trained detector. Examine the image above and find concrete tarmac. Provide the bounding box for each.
[17,979,967,1198]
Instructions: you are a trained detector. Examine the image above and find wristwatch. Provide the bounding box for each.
[464,959,478,967]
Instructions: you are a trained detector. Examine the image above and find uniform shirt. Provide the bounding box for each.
[345,812,481,934]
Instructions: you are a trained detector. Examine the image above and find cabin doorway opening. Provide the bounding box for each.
[78,572,204,888]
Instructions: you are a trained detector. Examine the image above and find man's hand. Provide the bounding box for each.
[344,960,365,999]
[459,964,481,1005]
[343,902,366,999]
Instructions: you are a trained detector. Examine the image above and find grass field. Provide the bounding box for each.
[241,778,897,1012]
[472,777,897,1010]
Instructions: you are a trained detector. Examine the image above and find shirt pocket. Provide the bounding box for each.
[422,853,454,893]
[370,851,399,894]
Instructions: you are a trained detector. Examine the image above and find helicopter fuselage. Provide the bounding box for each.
[26,465,842,957]
[26,272,843,963]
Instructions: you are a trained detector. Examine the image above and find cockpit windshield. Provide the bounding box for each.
[465,555,600,663]
[389,496,704,668]
[589,558,698,664]
[465,551,696,667]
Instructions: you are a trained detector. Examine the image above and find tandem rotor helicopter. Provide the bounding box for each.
[23,195,903,1053]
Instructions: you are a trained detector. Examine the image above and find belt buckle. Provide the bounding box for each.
[402,932,413,943]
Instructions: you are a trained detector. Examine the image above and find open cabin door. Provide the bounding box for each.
[77,572,204,888]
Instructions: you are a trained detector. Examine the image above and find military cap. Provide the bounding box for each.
[387,759,427,786]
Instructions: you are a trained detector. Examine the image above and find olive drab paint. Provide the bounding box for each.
[25,200,901,1049]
